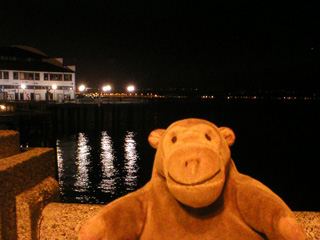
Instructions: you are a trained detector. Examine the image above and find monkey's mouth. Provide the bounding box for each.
[168,169,221,186]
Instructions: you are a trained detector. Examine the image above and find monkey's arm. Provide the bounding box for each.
[235,176,306,240]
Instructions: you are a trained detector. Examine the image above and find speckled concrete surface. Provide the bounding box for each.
[39,203,320,240]
[16,177,60,239]
[39,203,103,240]
[0,146,56,240]
[0,147,56,195]
[0,130,20,159]
[295,211,320,239]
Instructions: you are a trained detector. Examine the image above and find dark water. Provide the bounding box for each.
[23,99,320,211]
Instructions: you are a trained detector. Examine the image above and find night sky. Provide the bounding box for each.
[1,0,319,91]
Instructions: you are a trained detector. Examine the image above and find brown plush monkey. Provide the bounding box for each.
[79,118,306,239]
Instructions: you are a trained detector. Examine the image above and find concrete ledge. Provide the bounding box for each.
[16,177,60,239]
[0,148,56,196]
[39,203,320,239]
[0,130,20,159]
[295,211,320,239]
[0,147,56,240]
[39,203,103,240]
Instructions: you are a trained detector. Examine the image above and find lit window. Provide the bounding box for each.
[13,72,19,79]
[50,74,62,81]
[20,72,34,80]
[3,72,9,79]
[64,74,72,81]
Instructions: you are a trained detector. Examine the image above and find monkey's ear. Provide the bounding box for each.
[148,129,166,149]
[219,127,236,146]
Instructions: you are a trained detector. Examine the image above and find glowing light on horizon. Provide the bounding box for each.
[127,85,135,92]
[103,85,112,92]
[79,85,86,91]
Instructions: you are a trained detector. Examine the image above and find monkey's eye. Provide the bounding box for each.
[205,133,211,141]
[172,136,177,143]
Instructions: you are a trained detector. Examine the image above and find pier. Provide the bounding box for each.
[0,98,152,143]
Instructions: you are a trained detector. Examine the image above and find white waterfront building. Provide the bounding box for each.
[0,45,75,102]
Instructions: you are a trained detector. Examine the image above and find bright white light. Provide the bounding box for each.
[21,84,26,89]
[99,131,117,194]
[127,85,135,92]
[79,85,86,92]
[52,84,57,90]
[56,139,64,186]
[124,131,139,190]
[0,105,5,110]
[74,133,91,193]
[103,85,111,92]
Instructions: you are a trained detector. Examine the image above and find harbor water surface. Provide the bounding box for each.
[21,99,320,211]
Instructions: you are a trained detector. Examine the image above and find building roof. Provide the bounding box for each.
[0,46,48,59]
[0,60,74,73]
[0,46,74,73]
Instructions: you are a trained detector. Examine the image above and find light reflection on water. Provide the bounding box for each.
[56,139,63,187]
[123,131,139,191]
[98,131,118,195]
[74,133,91,194]
[56,131,140,203]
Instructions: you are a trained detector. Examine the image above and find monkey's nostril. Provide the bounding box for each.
[184,159,200,168]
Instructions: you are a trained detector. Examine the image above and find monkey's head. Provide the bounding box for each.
[148,118,235,208]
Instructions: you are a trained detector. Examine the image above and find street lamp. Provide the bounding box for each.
[79,85,86,103]
[101,85,112,104]
[127,85,135,92]
[21,84,26,100]
[52,84,57,101]
[103,85,111,92]
[79,85,86,92]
